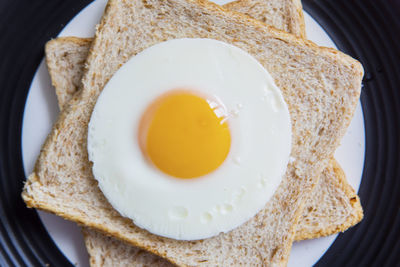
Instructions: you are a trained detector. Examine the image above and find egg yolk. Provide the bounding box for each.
[139,91,231,179]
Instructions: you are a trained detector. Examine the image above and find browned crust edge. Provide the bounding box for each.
[294,159,364,241]
[289,0,306,38]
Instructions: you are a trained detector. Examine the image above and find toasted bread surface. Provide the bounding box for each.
[45,37,92,110]
[294,160,363,240]
[46,36,363,266]
[23,0,363,266]
[225,0,305,38]
[82,228,175,267]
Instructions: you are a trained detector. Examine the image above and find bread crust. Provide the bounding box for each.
[294,160,363,241]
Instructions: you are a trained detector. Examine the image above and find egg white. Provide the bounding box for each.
[87,38,292,240]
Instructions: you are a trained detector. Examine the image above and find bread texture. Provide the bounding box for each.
[23,0,363,266]
[225,0,305,38]
[82,228,175,267]
[46,36,363,240]
[295,160,363,239]
[45,35,363,267]
[45,37,91,110]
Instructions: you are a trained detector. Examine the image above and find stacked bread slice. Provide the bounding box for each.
[23,0,363,266]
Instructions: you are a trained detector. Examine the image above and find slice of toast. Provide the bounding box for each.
[46,36,363,240]
[46,37,363,266]
[23,0,363,265]
[45,0,363,241]
[45,1,362,265]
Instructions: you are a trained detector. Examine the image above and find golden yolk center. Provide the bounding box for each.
[139,91,231,179]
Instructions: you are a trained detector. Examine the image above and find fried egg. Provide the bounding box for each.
[87,38,292,240]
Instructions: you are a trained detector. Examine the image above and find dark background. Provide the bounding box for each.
[0,0,399,266]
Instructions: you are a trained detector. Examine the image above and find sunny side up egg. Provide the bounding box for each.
[87,38,292,241]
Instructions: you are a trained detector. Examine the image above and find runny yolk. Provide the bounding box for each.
[138,90,231,179]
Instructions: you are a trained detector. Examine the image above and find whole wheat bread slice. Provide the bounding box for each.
[46,1,362,264]
[45,1,363,241]
[46,38,363,267]
[23,0,363,265]
[46,36,363,241]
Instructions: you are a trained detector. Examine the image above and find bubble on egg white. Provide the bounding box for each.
[257,173,272,189]
[270,96,280,112]
[168,206,189,220]
[201,212,213,223]
[262,90,282,112]
[231,186,247,207]
[230,109,240,117]
[257,178,270,189]
[233,156,241,165]
[232,187,247,202]
[220,203,233,214]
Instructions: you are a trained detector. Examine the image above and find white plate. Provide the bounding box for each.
[21,0,365,266]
